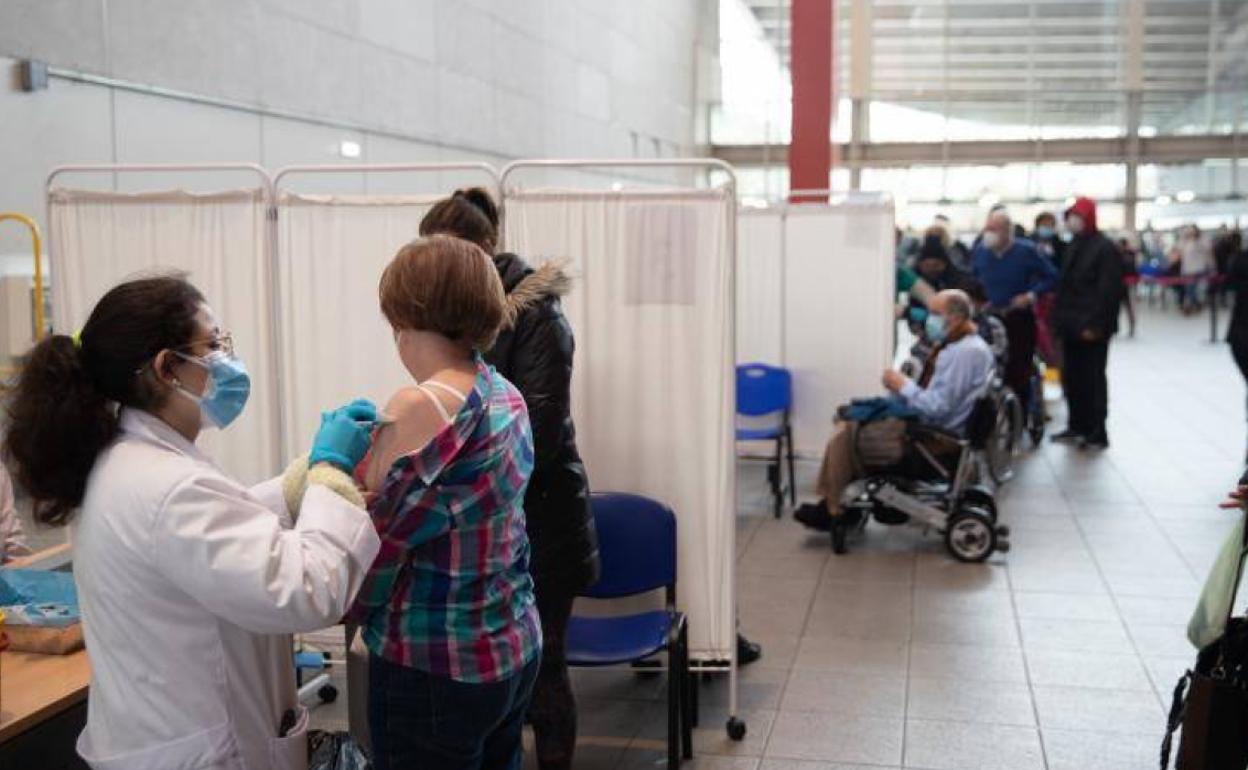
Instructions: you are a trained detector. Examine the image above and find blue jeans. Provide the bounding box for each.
[368,653,540,770]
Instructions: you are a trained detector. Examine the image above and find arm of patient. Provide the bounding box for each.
[363,387,448,494]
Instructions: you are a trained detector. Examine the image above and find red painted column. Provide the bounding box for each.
[789,0,835,203]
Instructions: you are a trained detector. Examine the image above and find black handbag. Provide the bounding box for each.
[1162,518,1248,769]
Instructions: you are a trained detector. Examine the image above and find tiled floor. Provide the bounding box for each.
[17,304,1219,769]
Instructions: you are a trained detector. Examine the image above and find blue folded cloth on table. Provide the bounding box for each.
[0,568,80,627]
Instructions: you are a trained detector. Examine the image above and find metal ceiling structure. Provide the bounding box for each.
[740,0,1248,134]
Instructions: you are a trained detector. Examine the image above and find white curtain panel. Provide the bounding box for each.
[783,201,895,456]
[274,193,436,462]
[504,189,736,660]
[735,209,785,366]
[48,188,279,484]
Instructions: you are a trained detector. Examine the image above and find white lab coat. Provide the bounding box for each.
[71,409,380,770]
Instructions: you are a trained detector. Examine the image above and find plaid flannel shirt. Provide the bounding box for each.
[346,358,541,683]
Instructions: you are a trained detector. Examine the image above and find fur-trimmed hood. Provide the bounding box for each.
[495,252,571,329]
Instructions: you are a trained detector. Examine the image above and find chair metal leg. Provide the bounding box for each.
[680,624,693,760]
[771,436,783,518]
[785,424,797,506]
[668,633,680,769]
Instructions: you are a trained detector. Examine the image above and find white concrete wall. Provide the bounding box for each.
[0,0,717,267]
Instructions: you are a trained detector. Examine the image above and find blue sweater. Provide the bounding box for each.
[971,238,1057,307]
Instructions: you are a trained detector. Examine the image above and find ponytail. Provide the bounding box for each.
[419,187,500,254]
[3,335,117,525]
[1,276,205,525]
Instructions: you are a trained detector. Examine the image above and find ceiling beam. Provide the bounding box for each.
[712,133,1244,168]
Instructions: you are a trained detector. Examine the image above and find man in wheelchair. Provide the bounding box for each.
[796,289,1001,557]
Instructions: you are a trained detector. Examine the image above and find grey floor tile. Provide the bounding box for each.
[1025,648,1153,691]
[819,551,915,585]
[1115,595,1200,627]
[1032,685,1164,734]
[902,719,1045,770]
[793,636,909,676]
[1008,565,1108,594]
[1125,623,1195,658]
[619,750,760,770]
[1042,728,1163,770]
[780,669,907,718]
[572,668,667,703]
[908,642,1028,684]
[759,761,899,770]
[1142,655,1192,694]
[1012,590,1120,622]
[695,667,790,712]
[913,556,1011,593]
[766,711,904,766]
[912,611,1020,648]
[690,709,776,758]
[577,697,653,741]
[906,677,1035,726]
[1103,573,1201,600]
[741,633,802,671]
[1018,616,1133,653]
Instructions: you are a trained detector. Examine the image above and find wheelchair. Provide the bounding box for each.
[831,393,1013,563]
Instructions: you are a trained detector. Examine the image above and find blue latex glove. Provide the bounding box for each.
[309,399,379,471]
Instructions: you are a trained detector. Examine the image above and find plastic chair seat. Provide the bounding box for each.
[736,425,783,441]
[566,611,673,666]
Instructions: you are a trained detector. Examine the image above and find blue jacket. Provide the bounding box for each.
[971,237,1057,307]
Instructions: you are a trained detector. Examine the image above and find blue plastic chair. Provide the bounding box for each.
[736,363,796,517]
[566,493,691,768]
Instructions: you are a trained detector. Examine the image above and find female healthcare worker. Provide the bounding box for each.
[1,276,381,770]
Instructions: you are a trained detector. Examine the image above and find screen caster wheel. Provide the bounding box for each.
[726,717,747,741]
[318,684,338,704]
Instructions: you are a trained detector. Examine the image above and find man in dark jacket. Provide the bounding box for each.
[1052,196,1122,450]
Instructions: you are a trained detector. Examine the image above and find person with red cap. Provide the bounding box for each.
[1052,197,1123,449]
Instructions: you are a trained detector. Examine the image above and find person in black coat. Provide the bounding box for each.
[1225,244,1248,461]
[1052,196,1123,450]
[420,189,598,770]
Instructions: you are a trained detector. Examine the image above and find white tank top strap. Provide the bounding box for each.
[415,379,468,424]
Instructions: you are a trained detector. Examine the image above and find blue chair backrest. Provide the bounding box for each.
[583,492,677,599]
[736,363,792,417]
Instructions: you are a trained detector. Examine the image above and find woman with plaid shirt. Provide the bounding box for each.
[346,235,541,770]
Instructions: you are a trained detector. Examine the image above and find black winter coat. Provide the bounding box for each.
[1053,231,1122,340]
[486,253,600,594]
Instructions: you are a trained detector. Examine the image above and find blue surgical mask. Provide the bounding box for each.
[1037,225,1055,240]
[924,313,947,343]
[174,351,251,429]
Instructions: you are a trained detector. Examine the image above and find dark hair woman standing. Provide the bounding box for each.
[420,188,599,770]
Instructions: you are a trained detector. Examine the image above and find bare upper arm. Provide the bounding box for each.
[363,388,446,494]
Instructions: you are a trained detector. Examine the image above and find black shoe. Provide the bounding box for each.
[794,501,834,532]
[1051,428,1083,442]
[737,634,762,666]
[1079,432,1109,450]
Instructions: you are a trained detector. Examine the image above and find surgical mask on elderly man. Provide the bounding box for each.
[981,231,1001,250]
[924,313,948,344]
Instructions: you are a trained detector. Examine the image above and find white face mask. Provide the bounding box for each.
[981,231,1001,250]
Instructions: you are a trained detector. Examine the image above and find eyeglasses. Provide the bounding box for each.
[174,332,235,359]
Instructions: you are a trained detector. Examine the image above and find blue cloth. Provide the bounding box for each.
[0,569,80,627]
[841,397,921,423]
[898,334,996,433]
[971,238,1057,307]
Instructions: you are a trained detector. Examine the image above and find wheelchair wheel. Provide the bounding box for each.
[944,508,997,563]
[958,488,998,521]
